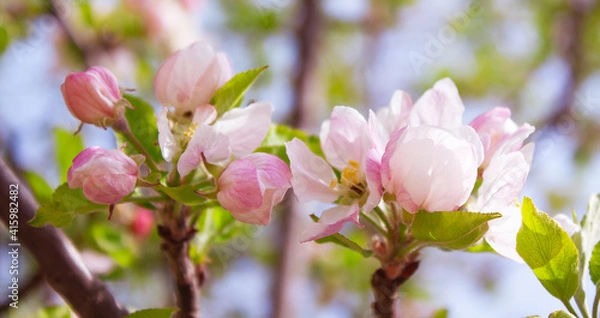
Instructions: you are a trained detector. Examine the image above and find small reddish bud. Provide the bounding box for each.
[61,66,124,128]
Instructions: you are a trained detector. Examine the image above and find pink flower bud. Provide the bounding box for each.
[61,66,123,128]
[68,147,139,204]
[217,153,291,225]
[154,41,232,114]
[381,125,483,213]
[130,207,155,238]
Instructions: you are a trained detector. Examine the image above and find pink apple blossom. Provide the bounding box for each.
[175,102,273,176]
[470,107,535,168]
[68,147,138,204]
[381,125,484,213]
[217,153,291,225]
[464,108,535,262]
[154,41,232,114]
[286,106,381,241]
[473,147,533,262]
[61,66,123,128]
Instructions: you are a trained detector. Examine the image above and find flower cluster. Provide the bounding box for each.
[59,42,537,261]
[60,40,291,225]
[286,78,535,261]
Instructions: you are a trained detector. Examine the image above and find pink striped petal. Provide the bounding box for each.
[192,104,217,125]
[382,125,482,213]
[213,102,273,157]
[409,78,464,128]
[376,90,413,133]
[217,159,263,213]
[285,138,339,203]
[300,202,362,242]
[157,108,179,162]
[320,106,370,170]
[217,154,291,225]
[485,203,524,263]
[177,124,231,177]
[363,148,383,212]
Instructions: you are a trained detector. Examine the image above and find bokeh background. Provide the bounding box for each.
[1,0,600,317]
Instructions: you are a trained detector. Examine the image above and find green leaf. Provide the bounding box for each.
[191,205,246,263]
[119,94,163,164]
[155,184,208,206]
[430,308,448,318]
[410,211,501,250]
[38,305,72,318]
[466,239,496,253]
[91,223,135,267]
[315,233,373,258]
[125,308,176,318]
[196,205,238,241]
[211,66,268,114]
[589,241,600,284]
[516,197,580,303]
[0,27,9,56]
[22,171,53,205]
[548,310,576,318]
[190,206,255,264]
[54,128,84,183]
[29,183,107,227]
[255,124,323,163]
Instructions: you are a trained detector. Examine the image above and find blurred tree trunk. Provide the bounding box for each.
[272,0,325,317]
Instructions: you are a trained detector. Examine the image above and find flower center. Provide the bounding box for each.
[183,123,198,138]
[341,160,360,185]
[340,160,366,198]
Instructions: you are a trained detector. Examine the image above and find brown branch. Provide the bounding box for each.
[371,261,420,318]
[0,157,128,318]
[158,206,201,318]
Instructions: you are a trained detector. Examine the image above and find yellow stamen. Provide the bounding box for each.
[341,160,361,186]
[183,123,198,138]
[329,179,338,189]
